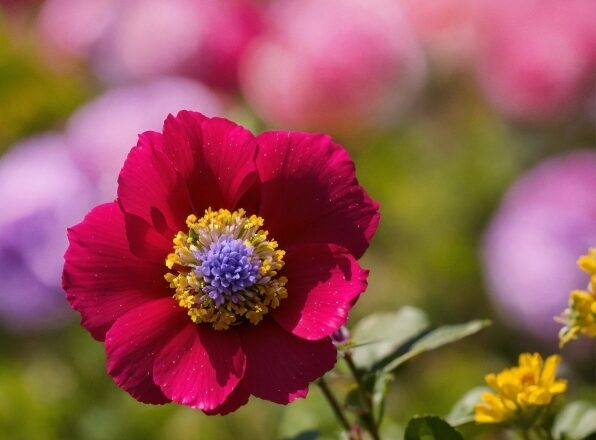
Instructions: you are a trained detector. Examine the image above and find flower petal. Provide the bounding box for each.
[256,131,380,258]
[240,319,336,404]
[153,324,245,411]
[273,244,368,340]
[117,131,192,237]
[124,212,173,263]
[202,381,251,416]
[162,111,260,213]
[105,297,186,405]
[63,203,169,341]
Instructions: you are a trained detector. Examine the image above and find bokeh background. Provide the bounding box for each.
[0,0,594,438]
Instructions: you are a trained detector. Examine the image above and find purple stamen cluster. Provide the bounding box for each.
[194,235,261,306]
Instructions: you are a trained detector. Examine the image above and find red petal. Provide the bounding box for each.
[124,212,173,263]
[105,298,186,405]
[202,381,251,416]
[273,244,368,340]
[256,131,379,258]
[63,203,169,341]
[153,325,245,411]
[117,131,192,237]
[162,111,260,213]
[240,319,336,404]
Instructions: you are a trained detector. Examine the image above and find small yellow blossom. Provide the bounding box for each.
[475,353,567,424]
[557,290,596,347]
[556,248,596,347]
[577,248,596,289]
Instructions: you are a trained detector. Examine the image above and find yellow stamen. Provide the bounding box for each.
[164,209,287,330]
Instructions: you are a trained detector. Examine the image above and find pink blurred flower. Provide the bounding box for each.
[63,111,379,412]
[473,0,596,121]
[65,77,223,199]
[0,134,96,330]
[483,150,596,342]
[240,0,425,133]
[38,0,263,91]
[400,0,478,70]
[38,0,122,59]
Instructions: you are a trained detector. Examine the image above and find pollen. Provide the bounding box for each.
[164,208,288,330]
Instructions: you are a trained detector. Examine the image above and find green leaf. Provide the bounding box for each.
[282,430,319,440]
[446,387,489,426]
[380,320,491,373]
[405,416,464,440]
[553,401,596,440]
[351,307,429,370]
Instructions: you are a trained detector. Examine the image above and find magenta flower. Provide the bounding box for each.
[63,112,379,414]
[65,77,222,199]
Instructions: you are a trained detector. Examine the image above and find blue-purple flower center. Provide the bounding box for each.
[165,209,288,330]
[194,236,261,307]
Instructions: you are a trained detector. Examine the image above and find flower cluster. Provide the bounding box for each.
[475,353,567,424]
[63,112,379,414]
[557,248,596,347]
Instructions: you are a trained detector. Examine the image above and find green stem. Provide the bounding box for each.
[344,351,381,440]
[317,377,357,439]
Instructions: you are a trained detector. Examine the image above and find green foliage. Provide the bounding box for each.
[446,387,489,426]
[553,401,596,440]
[404,416,463,440]
[378,319,491,374]
[351,307,429,370]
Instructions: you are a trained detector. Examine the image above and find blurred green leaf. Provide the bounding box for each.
[404,416,463,440]
[553,401,596,440]
[380,320,491,373]
[446,386,489,426]
[282,430,319,440]
[351,307,429,370]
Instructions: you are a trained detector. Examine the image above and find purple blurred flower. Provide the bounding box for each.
[483,150,596,343]
[65,77,223,199]
[473,0,596,122]
[0,134,96,330]
[38,0,264,91]
[240,0,426,133]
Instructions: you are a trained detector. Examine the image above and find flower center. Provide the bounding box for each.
[165,208,287,330]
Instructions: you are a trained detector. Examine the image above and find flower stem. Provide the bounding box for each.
[317,377,355,438]
[344,351,381,440]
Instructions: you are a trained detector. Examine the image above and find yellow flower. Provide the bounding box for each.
[556,248,596,347]
[557,290,596,347]
[577,248,596,291]
[475,353,567,424]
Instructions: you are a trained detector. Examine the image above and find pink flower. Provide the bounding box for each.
[400,0,478,71]
[63,112,379,413]
[473,0,596,121]
[38,0,264,91]
[483,150,596,342]
[240,0,425,133]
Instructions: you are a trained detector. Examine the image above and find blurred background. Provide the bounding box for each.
[0,0,594,438]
